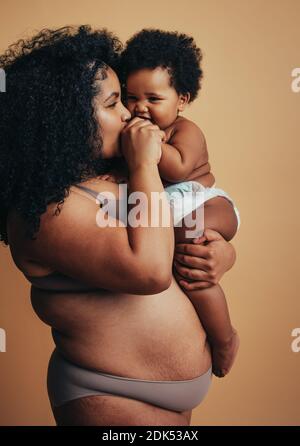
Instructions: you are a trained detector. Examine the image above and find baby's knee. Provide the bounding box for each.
[204,197,238,241]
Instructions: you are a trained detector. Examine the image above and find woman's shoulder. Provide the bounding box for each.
[70,177,121,199]
[7,178,122,277]
[40,177,124,235]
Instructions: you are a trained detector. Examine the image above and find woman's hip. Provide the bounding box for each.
[47,348,212,413]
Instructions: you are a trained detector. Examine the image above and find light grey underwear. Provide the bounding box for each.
[47,349,212,413]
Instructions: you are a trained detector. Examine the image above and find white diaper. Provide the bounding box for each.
[164,180,241,237]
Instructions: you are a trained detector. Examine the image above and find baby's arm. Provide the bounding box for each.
[158,119,209,183]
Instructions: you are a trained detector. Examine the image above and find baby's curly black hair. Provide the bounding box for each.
[0,25,123,245]
[119,29,203,102]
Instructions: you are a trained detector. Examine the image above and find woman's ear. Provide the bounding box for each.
[178,93,190,112]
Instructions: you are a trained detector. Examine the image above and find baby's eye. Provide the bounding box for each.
[149,97,161,102]
[108,102,118,108]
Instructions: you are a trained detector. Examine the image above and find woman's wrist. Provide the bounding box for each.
[128,162,159,176]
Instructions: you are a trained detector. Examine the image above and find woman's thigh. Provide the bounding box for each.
[52,394,192,426]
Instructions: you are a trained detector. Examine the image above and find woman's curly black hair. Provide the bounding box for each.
[0,25,124,245]
[119,29,203,102]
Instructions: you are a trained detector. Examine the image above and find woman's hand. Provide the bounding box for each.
[121,117,166,171]
[173,228,236,291]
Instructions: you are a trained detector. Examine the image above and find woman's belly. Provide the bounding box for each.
[31,277,211,380]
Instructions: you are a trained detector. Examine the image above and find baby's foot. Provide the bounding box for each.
[211,329,240,378]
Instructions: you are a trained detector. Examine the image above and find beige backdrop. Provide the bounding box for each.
[0,0,299,426]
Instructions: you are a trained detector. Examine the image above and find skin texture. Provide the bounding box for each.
[7,67,237,426]
[52,393,194,426]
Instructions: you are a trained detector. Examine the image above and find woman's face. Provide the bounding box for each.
[94,67,131,159]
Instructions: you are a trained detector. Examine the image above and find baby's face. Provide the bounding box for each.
[125,67,187,130]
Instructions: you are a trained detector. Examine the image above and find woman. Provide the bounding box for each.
[1,26,236,426]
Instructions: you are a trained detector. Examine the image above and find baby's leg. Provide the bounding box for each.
[185,283,239,377]
[198,195,239,242]
[174,196,239,377]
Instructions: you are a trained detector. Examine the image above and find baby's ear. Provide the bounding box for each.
[178,93,190,112]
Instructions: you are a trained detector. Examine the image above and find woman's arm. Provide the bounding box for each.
[173,229,236,290]
[24,119,174,295]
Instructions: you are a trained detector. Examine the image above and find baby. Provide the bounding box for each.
[107,29,241,377]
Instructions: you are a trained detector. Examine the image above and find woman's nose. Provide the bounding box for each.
[121,105,131,122]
